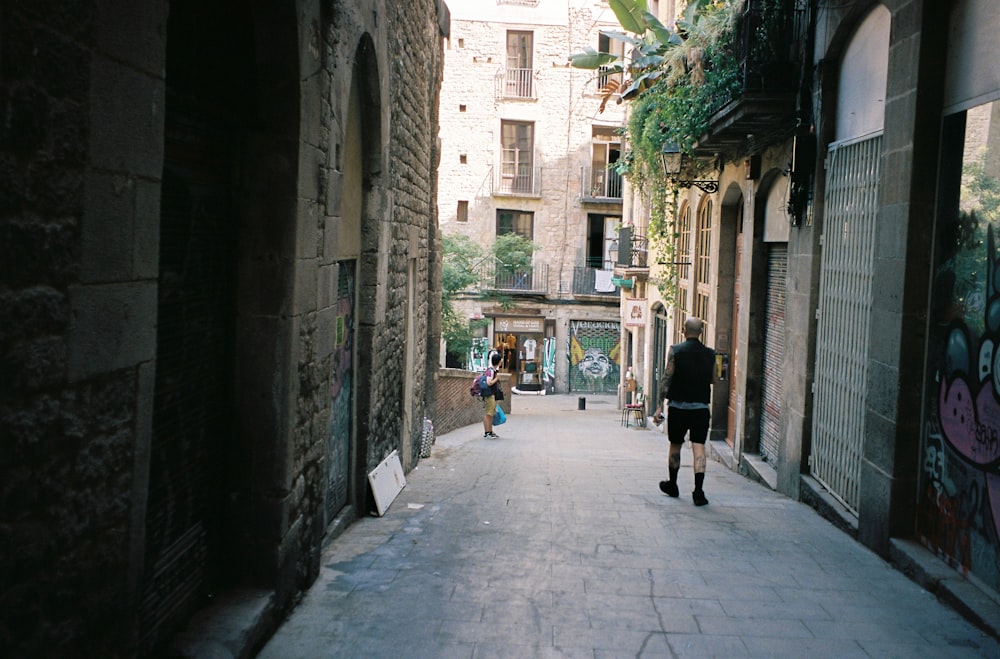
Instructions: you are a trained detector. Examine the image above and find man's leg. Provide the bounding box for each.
[483,397,496,436]
[659,408,686,497]
[689,409,710,505]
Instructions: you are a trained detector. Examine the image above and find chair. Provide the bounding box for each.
[622,391,646,428]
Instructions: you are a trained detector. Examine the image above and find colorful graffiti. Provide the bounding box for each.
[568,320,621,393]
[922,101,1000,590]
[926,227,1000,587]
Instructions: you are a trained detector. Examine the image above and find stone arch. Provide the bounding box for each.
[742,167,788,457]
[715,181,745,447]
[349,33,386,514]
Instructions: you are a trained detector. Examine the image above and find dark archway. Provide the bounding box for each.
[349,34,385,515]
[141,0,300,652]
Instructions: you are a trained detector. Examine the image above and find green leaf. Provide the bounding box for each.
[642,11,675,47]
[608,0,647,35]
[631,54,664,69]
[569,47,619,69]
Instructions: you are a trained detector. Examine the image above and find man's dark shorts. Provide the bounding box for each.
[667,407,710,445]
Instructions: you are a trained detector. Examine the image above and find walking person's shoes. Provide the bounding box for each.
[659,480,679,497]
[652,413,664,426]
[484,431,499,439]
[692,490,709,506]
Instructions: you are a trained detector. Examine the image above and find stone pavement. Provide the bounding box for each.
[258,394,1000,658]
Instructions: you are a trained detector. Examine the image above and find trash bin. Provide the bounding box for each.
[578,396,586,410]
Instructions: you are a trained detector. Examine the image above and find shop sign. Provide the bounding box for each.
[625,299,646,327]
[494,317,545,333]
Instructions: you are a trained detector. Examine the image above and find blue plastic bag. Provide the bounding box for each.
[493,406,507,426]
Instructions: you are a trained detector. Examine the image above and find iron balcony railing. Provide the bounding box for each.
[476,259,549,295]
[572,266,618,296]
[734,0,806,95]
[495,67,536,100]
[616,226,648,268]
[694,0,807,157]
[580,166,623,200]
[596,64,623,95]
[491,165,542,197]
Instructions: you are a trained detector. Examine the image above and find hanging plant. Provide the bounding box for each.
[570,0,740,294]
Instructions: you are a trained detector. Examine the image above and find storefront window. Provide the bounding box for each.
[922,99,1000,591]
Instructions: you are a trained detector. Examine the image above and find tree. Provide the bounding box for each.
[440,232,542,368]
[441,234,486,368]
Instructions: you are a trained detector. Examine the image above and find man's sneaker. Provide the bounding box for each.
[692,490,709,506]
[485,431,499,438]
[659,480,679,497]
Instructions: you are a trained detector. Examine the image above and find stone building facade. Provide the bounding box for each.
[625,0,1000,622]
[0,0,448,655]
[437,0,628,396]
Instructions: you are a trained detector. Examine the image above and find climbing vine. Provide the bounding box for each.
[573,0,741,299]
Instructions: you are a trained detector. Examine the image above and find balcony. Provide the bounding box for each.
[491,165,542,197]
[612,226,649,283]
[580,166,623,202]
[476,259,549,295]
[495,68,536,100]
[693,0,807,157]
[572,266,618,298]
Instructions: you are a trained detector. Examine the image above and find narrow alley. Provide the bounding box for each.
[257,395,999,658]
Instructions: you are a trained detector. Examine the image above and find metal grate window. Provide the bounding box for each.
[810,134,882,514]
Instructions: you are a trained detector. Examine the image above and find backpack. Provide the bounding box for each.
[469,369,493,397]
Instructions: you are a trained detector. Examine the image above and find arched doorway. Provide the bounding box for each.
[141,0,300,651]
[717,183,744,450]
[810,5,889,513]
[342,35,385,515]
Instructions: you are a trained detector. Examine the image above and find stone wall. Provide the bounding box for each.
[0,0,447,655]
[1,0,166,654]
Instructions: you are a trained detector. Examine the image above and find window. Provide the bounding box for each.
[500,120,534,194]
[457,200,469,222]
[505,31,534,98]
[677,203,692,280]
[496,210,533,239]
[460,154,467,164]
[694,198,713,337]
[675,290,689,344]
[696,198,712,286]
[589,126,623,198]
[597,32,625,92]
[586,214,619,269]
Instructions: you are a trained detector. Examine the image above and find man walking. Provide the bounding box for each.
[658,317,715,506]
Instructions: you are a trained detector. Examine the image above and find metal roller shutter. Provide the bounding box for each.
[759,244,787,463]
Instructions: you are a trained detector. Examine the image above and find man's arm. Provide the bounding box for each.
[659,348,675,400]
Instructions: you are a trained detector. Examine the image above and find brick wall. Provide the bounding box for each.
[433,368,511,437]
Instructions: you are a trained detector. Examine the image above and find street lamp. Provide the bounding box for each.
[659,140,719,194]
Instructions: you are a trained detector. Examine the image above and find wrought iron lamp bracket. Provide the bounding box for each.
[672,179,719,194]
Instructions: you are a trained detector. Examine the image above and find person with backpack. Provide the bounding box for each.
[482,351,502,438]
